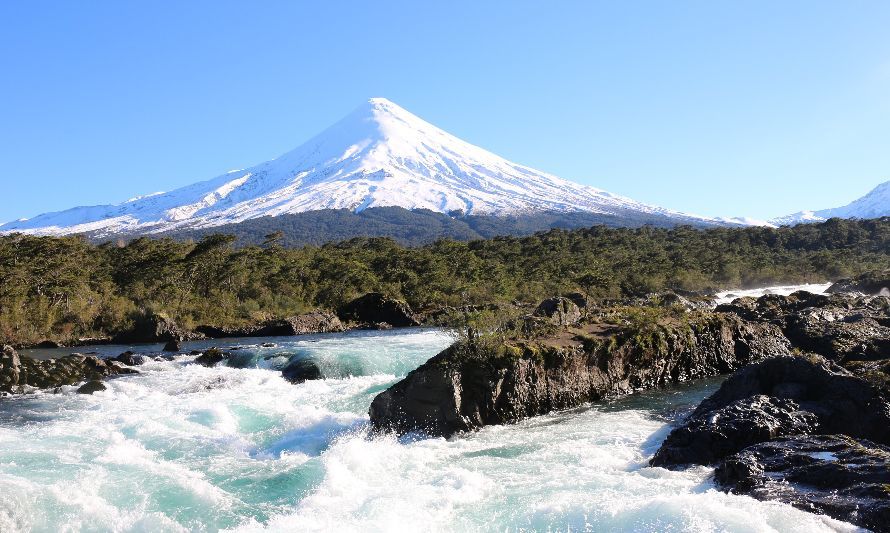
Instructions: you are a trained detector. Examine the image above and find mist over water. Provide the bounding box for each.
[0,323,858,531]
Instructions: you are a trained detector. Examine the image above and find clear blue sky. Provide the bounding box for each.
[2,1,889,222]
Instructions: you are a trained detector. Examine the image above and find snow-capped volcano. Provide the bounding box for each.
[2,98,730,237]
[772,180,890,225]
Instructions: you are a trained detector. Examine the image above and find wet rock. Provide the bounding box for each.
[533,297,582,326]
[370,314,790,437]
[281,358,322,384]
[162,340,181,352]
[715,435,890,532]
[827,270,890,296]
[76,380,107,394]
[685,355,890,446]
[650,395,819,467]
[194,347,227,367]
[338,293,419,328]
[111,351,146,366]
[1,345,135,394]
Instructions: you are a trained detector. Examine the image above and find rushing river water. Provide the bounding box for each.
[0,285,860,532]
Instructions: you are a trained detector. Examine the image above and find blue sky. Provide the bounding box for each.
[1,1,889,222]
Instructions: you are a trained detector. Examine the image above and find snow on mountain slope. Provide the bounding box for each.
[2,98,734,237]
[772,180,890,225]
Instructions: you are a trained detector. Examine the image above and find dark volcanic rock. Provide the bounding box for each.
[1,345,136,394]
[194,348,227,367]
[715,435,890,532]
[338,293,419,328]
[76,380,107,394]
[717,291,890,362]
[281,358,322,384]
[533,297,582,326]
[162,340,181,352]
[35,340,62,349]
[111,351,146,366]
[114,311,197,344]
[196,311,344,338]
[828,270,890,296]
[685,355,890,447]
[650,395,819,467]
[369,314,790,437]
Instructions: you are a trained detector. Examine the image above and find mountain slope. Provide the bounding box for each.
[2,98,732,237]
[773,180,890,225]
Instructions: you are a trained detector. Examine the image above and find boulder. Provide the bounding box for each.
[686,355,890,446]
[715,435,890,532]
[111,351,146,366]
[1,345,22,392]
[650,395,819,467]
[114,311,196,344]
[76,380,107,394]
[370,313,790,437]
[35,340,62,349]
[533,297,582,326]
[338,293,419,328]
[281,358,322,384]
[194,347,226,367]
[162,340,181,352]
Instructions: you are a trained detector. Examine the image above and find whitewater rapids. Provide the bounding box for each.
[0,285,857,532]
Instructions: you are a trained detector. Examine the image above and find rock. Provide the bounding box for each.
[369,313,790,437]
[35,340,62,349]
[114,311,197,344]
[194,347,226,367]
[717,291,890,363]
[281,358,322,384]
[196,311,344,338]
[827,270,890,296]
[715,435,890,532]
[162,340,181,352]
[563,292,588,309]
[111,351,146,366]
[338,293,419,328]
[76,380,107,394]
[685,355,890,447]
[533,297,582,326]
[650,395,820,467]
[1,345,135,394]
[1,345,23,393]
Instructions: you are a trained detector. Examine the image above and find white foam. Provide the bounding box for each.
[714,283,833,305]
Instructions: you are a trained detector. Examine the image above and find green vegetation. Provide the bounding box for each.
[1,217,888,346]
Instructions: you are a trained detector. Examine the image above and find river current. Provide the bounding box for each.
[0,285,858,532]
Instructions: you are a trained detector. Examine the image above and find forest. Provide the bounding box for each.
[1,217,888,346]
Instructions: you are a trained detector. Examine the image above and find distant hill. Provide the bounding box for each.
[160,206,720,247]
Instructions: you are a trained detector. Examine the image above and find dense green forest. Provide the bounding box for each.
[164,206,709,247]
[1,217,888,346]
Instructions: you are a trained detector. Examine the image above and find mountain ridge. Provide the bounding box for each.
[772,180,890,225]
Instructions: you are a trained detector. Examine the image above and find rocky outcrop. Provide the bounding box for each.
[828,270,890,296]
[281,358,322,384]
[716,435,890,532]
[162,340,181,352]
[1,345,136,394]
[716,291,890,362]
[196,311,344,338]
[369,314,790,437]
[113,311,198,344]
[338,293,419,328]
[650,395,819,466]
[652,355,890,467]
[533,297,582,326]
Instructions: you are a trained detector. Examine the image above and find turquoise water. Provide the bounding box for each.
[0,329,858,532]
